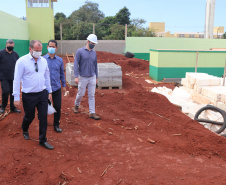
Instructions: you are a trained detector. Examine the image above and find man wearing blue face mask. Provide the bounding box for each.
[43,40,66,133]
[73,34,100,120]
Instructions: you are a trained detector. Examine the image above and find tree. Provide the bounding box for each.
[54,2,155,40]
[54,12,66,21]
[54,12,67,40]
[103,24,125,40]
[223,32,226,39]
[128,18,156,37]
[97,16,117,39]
[70,22,93,40]
[115,7,131,25]
[131,18,146,29]
[69,0,104,23]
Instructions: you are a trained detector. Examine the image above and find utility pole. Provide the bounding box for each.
[125,24,127,41]
[60,23,62,54]
[77,20,79,40]
[93,23,95,35]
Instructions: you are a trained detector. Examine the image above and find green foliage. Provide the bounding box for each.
[103,24,125,40]
[115,7,131,25]
[128,18,156,37]
[54,1,156,40]
[223,32,226,39]
[54,12,67,40]
[55,12,66,21]
[69,0,104,23]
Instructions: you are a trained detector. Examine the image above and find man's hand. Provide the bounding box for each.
[48,93,52,101]
[14,100,20,106]
[62,87,66,94]
[75,77,79,84]
[96,78,98,84]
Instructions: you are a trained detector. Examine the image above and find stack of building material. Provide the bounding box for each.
[65,62,123,89]
[97,63,122,89]
[181,72,226,111]
[66,63,76,86]
[151,85,226,135]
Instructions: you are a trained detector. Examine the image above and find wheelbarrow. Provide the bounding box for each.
[194,104,226,135]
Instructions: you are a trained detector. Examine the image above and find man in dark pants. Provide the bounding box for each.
[0,39,21,114]
[43,40,66,133]
[13,40,54,150]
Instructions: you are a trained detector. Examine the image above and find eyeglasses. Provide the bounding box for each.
[35,62,38,72]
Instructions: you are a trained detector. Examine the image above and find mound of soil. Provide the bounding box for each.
[0,51,226,184]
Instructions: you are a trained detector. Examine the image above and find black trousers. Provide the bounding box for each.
[22,89,48,143]
[1,80,15,109]
[52,88,62,126]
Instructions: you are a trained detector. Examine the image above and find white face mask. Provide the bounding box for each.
[32,50,42,58]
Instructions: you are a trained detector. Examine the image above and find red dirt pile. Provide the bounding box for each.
[0,51,226,184]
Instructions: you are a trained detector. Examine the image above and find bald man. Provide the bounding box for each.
[13,40,54,150]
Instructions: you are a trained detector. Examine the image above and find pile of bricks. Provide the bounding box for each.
[181,72,226,111]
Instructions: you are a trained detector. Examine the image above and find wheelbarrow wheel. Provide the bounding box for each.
[194,105,226,134]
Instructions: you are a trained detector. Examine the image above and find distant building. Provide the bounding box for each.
[149,22,165,32]
[149,22,224,39]
[149,22,174,37]
[175,30,223,39]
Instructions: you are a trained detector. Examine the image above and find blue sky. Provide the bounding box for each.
[1,0,226,33]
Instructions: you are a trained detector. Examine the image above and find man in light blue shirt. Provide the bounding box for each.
[43,39,66,133]
[13,40,54,150]
[73,34,100,120]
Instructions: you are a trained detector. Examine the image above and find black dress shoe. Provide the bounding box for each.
[54,126,62,133]
[39,142,54,150]
[23,131,30,140]
[10,108,21,113]
[0,108,5,114]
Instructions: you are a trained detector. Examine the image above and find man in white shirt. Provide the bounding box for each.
[13,40,54,150]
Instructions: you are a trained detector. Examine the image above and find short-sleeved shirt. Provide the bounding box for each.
[0,48,19,80]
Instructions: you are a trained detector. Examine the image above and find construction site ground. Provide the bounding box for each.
[0,51,226,185]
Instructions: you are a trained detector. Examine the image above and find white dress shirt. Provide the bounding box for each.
[13,53,52,101]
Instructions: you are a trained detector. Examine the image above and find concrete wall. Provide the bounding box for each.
[0,10,29,57]
[56,40,125,55]
[0,10,29,40]
[26,0,55,44]
[125,37,226,61]
[149,49,226,81]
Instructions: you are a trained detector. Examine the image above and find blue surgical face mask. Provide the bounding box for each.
[48,47,56,54]
[89,43,95,50]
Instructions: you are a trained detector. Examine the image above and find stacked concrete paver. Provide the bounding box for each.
[66,62,122,89]
[66,63,76,86]
[97,63,122,89]
[181,72,226,111]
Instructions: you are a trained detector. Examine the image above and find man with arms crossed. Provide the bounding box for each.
[13,40,54,150]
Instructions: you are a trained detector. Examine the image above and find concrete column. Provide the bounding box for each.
[204,0,215,39]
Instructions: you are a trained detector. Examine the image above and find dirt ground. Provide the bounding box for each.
[1,51,226,185]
